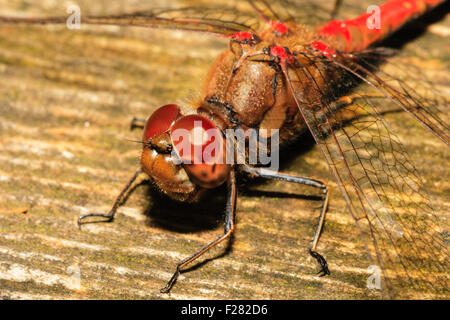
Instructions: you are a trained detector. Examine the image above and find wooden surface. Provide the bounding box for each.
[0,0,448,299]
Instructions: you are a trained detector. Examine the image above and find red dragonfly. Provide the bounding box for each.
[1,0,448,298]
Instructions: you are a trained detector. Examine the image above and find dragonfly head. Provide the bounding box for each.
[140,104,231,200]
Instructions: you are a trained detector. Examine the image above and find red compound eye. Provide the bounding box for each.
[143,104,180,141]
[170,115,231,188]
[170,115,219,164]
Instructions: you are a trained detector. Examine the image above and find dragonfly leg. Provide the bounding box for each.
[160,170,237,293]
[240,165,330,277]
[77,169,142,228]
[130,117,147,131]
[270,71,280,104]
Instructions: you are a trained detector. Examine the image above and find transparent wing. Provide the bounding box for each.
[245,0,338,25]
[336,49,450,145]
[83,7,260,36]
[0,6,259,37]
[244,0,389,26]
[0,0,352,34]
[283,49,449,298]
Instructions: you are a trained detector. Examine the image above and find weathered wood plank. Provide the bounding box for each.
[0,0,448,299]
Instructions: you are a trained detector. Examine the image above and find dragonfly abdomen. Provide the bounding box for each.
[319,0,445,52]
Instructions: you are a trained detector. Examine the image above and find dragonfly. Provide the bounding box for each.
[1,0,448,298]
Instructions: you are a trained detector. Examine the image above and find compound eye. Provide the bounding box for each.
[170,115,219,164]
[143,104,180,141]
[170,115,230,188]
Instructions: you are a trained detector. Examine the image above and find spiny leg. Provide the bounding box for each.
[160,170,237,293]
[309,185,330,276]
[241,165,330,276]
[78,169,142,228]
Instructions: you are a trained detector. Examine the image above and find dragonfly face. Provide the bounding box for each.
[140,104,231,201]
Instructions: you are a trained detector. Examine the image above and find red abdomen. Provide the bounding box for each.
[319,0,444,52]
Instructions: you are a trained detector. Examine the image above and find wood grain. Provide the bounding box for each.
[0,0,448,299]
